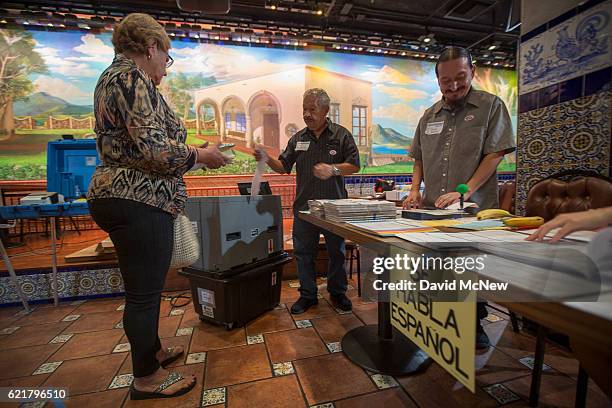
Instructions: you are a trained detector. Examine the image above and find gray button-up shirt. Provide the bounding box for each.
[279,120,360,216]
[410,88,516,210]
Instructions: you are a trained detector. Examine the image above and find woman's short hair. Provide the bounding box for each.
[112,13,171,55]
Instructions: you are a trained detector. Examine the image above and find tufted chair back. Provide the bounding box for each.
[525,171,612,221]
[499,181,516,214]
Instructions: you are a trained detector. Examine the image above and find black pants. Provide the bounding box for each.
[292,216,347,299]
[89,198,174,378]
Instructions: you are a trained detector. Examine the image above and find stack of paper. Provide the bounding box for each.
[322,199,397,222]
[347,219,434,236]
[515,228,596,243]
[402,208,467,220]
[396,230,529,243]
[307,199,336,217]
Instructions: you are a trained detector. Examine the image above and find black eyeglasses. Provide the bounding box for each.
[166,54,174,68]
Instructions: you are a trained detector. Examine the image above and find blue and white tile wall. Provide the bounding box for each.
[516,0,612,215]
[519,1,611,96]
[0,265,123,306]
[343,173,515,194]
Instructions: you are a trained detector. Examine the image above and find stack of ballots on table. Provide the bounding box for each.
[307,199,337,217]
[319,199,397,222]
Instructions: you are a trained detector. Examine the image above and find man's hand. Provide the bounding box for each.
[253,144,270,163]
[197,143,232,169]
[525,209,611,243]
[402,190,422,209]
[435,192,461,209]
[313,163,334,180]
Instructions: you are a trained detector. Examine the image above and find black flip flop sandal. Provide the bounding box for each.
[160,346,184,367]
[130,372,196,400]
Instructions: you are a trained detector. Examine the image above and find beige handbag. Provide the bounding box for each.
[169,213,200,269]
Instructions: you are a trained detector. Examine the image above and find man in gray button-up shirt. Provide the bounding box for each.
[403,47,516,350]
[403,47,516,210]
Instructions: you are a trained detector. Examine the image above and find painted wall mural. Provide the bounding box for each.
[0,27,517,180]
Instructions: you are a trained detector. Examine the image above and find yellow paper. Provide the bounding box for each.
[421,220,463,227]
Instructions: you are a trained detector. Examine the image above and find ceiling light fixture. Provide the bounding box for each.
[487,41,501,51]
[418,32,435,45]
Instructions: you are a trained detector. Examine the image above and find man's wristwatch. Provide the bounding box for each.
[331,165,341,176]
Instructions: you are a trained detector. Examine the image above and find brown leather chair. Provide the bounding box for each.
[522,170,612,406]
[526,171,612,220]
[498,181,516,214]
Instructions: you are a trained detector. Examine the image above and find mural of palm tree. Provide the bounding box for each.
[0,28,47,139]
[161,72,215,121]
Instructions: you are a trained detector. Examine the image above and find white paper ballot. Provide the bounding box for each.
[251,159,267,196]
[516,228,597,243]
[189,150,233,172]
[397,230,528,243]
[446,201,478,210]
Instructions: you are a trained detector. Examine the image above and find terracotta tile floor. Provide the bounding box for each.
[0,277,610,408]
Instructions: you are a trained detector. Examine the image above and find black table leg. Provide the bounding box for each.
[575,365,588,408]
[341,300,431,375]
[529,325,547,406]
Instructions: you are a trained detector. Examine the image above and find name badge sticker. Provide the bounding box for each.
[424,121,444,135]
[296,141,310,151]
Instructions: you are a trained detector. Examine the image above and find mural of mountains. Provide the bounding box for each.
[14,92,93,116]
[370,124,413,146]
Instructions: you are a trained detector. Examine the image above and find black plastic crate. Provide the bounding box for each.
[180,253,291,330]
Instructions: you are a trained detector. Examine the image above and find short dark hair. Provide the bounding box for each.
[435,47,473,77]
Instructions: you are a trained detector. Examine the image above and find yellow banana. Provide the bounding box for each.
[502,216,544,228]
[476,209,512,220]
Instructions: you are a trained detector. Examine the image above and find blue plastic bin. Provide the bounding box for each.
[46,139,99,200]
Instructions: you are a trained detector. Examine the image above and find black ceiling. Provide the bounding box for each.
[1,0,520,66]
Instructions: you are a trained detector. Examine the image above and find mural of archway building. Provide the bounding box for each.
[192,65,373,156]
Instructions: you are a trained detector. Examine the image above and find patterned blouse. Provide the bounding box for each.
[87,54,196,215]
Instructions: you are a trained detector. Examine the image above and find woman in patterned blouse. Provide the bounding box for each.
[87,13,230,400]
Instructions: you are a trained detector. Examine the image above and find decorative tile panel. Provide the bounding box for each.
[519,1,612,95]
[482,383,521,404]
[516,90,611,214]
[370,374,399,389]
[0,267,123,305]
[113,343,131,353]
[176,327,194,337]
[108,373,134,389]
[202,387,226,406]
[247,334,265,345]
[295,319,313,329]
[49,334,73,344]
[272,362,295,376]
[186,352,207,365]
[32,361,63,375]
